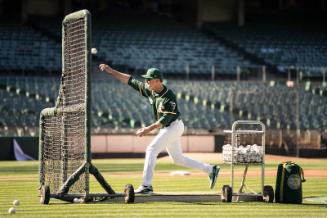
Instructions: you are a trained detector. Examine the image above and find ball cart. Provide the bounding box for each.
[221,120,274,203]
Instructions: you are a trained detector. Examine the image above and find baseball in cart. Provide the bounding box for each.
[221,120,274,203]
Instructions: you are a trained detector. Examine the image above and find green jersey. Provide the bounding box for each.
[128,77,180,127]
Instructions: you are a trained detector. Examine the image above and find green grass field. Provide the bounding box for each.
[0,154,326,217]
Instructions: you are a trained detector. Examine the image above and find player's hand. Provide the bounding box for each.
[99,64,111,73]
[136,127,151,137]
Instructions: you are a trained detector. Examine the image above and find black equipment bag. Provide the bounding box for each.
[275,161,306,203]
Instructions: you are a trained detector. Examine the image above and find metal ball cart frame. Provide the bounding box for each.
[221,120,274,203]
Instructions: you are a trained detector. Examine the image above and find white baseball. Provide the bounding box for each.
[8,207,16,214]
[73,198,84,203]
[91,48,98,54]
[13,199,20,206]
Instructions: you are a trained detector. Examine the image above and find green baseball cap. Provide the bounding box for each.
[141,68,162,80]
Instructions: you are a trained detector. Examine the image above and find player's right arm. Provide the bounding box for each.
[99,64,150,97]
[99,64,130,84]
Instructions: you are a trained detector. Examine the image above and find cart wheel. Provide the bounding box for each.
[263,185,274,203]
[124,184,135,204]
[40,185,50,205]
[221,185,232,203]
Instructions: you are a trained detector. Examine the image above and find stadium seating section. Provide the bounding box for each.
[1,76,326,136]
[0,20,61,72]
[204,20,327,76]
[30,15,255,75]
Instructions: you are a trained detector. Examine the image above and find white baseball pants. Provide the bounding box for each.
[142,119,212,186]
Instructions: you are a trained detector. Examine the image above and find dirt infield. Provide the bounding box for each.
[155,169,327,177]
[159,153,327,164]
[158,153,327,177]
[101,169,327,178]
[160,153,327,162]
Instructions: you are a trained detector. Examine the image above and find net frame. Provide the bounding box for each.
[39,10,114,202]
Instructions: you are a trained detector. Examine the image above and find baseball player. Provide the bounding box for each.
[99,64,220,194]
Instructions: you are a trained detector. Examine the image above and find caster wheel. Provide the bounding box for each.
[263,185,274,203]
[221,185,232,203]
[124,184,135,204]
[40,185,50,205]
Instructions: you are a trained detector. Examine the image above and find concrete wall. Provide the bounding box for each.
[198,0,237,25]
[0,131,324,160]
[91,134,215,153]
[26,0,59,16]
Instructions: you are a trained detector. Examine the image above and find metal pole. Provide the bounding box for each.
[229,90,234,125]
[296,70,300,157]
[231,129,235,192]
[185,64,190,80]
[262,123,265,195]
[237,66,241,81]
[262,65,266,83]
[322,67,326,87]
[288,67,291,81]
[211,65,215,81]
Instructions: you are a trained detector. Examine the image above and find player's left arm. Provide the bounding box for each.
[157,98,178,126]
[136,98,178,137]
